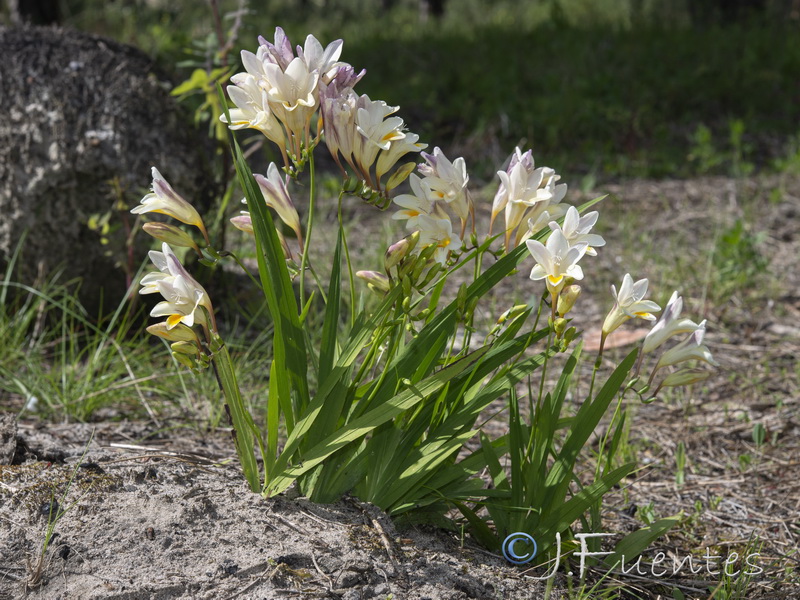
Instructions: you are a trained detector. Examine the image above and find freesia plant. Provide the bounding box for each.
[129,27,717,573]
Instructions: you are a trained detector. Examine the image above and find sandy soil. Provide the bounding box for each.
[0,421,543,600]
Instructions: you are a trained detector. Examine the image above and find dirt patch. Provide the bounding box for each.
[0,422,542,600]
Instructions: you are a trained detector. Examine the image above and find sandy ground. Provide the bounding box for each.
[0,420,545,600]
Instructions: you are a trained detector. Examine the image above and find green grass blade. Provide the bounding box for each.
[536,462,636,551]
[604,516,681,570]
[213,341,261,492]
[231,137,310,417]
[543,349,637,508]
[318,229,343,385]
[266,358,282,477]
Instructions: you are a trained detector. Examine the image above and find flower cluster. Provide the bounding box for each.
[525,205,605,316]
[600,278,718,394]
[321,81,425,195]
[491,147,570,249]
[130,169,218,368]
[522,190,716,395]
[221,28,342,163]
[390,148,471,266]
[223,28,424,194]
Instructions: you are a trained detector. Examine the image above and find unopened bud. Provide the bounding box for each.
[343,175,362,194]
[464,297,479,320]
[230,213,254,235]
[147,322,199,343]
[385,238,411,272]
[417,242,438,265]
[420,262,443,287]
[456,283,468,311]
[172,352,196,370]
[497,304,529,325]
[143,222,201,252]
[660,369,712,388]
[406,231,420,254]
[402,296,411,312]
[554,317,568,337]
[401,275,412,297]
[385,161,416,191]
[356,270,390,293]
[171,341,200,356]
[557,285,581,317]
[411,253,430,282]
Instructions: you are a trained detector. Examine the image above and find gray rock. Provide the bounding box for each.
[0,413,16,465]
[0,26,214,313]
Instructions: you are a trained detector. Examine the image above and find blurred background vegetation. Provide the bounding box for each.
[0,0,794,423]
[5,0,800,182]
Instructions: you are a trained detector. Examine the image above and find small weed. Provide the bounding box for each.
[751,423,766,448]
[25,438,93,590]
[674,441,686,488]
[706,536,764,600]
[638,502,658,526]
[703,219,769,307]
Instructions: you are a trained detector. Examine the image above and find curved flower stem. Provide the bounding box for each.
[306,264,328,305]
[595,393,625,478]
[299,153,316,310]
[536,324,554,416]
[337,190,357,328]
[587,334,606,402]
[224,251,263,292]
[209,335,264,492]
[462,243,485,353]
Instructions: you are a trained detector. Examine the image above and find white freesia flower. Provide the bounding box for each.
[131,168,207,241]
[253,163,303,247]
[526,228,588,295]
[392,174,435,230]
[642,291,702,354]
[553,206,605,256]
[297,34,344,84]
[140,243,212,331]
[418,148,470,223]
[656,321,719,369]
[417,215,461,265]
[222,73,286,147]
[602,274,661,335]
[263,57,319,139]
[491,147,533,229]
[354,96,406,174]
[492,148,568,247]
